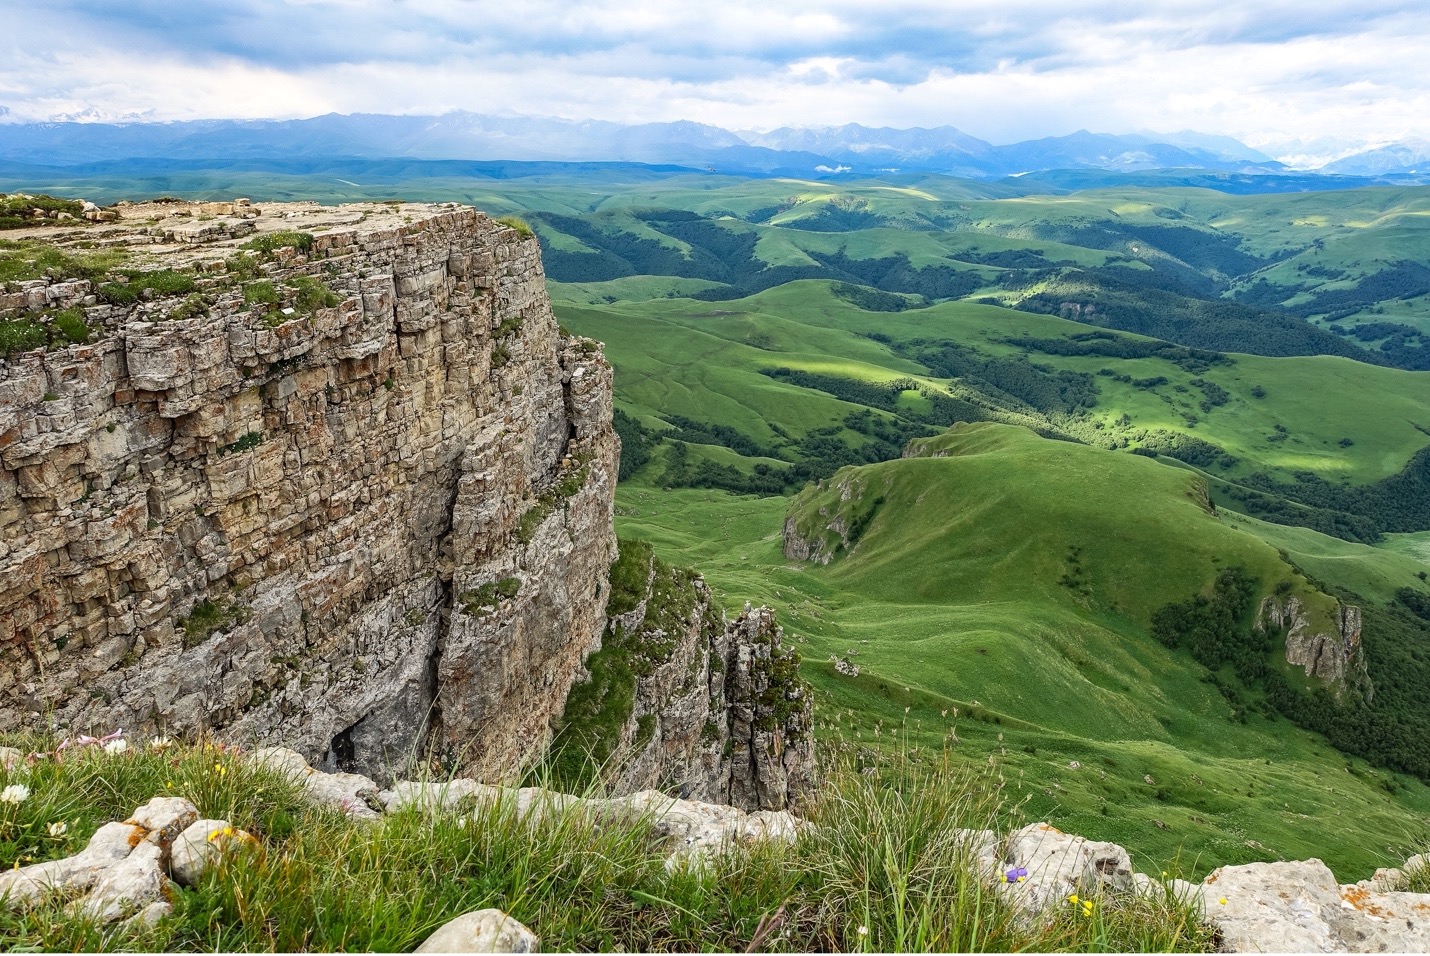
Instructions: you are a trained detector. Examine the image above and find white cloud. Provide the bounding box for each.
[0,1,1426,155]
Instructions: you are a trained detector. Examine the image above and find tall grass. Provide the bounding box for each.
[0,733,1214,952]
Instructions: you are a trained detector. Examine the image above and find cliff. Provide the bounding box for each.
[0,199,617,781]
[550,540,814,811]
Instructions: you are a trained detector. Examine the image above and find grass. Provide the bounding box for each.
[557,280,1430,488]
[0,239,129,284]
[610,459,1430,880]
[177,597,250,648]
[1404,854,1430,893]
[241,275,339,325]
[0,194,85,229]
[98,268,197,306]
[495,215,535,239]
[0,735,1213,953]
[242,231,314,255]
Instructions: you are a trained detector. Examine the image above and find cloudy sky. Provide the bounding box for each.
[1,1,1426,159]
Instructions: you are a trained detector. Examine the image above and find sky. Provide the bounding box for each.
[1,1,1427,162]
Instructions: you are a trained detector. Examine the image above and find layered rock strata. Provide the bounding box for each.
[595,547,815,810]
[0,200,617,781]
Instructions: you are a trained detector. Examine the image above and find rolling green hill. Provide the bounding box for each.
[608,427,1430,880]
[559,279,1430,542]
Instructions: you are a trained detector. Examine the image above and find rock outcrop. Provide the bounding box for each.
[1258,596,1374,702]
[558,543,814,811]
[1201,857,1430,953]
[989,823,1430,953]
[781,473,881,565]
[0,200,617,782]
[250,746,806,867]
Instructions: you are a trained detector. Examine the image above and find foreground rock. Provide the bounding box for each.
[1203,858,1430,953]
[251,747,804,864]
[997,822,1133,914]
[0,796,206,924]
[416,909,538,953]
[988,823,1430,953]
[169,818,256,888]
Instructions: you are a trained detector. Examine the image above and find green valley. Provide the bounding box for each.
[529,172,1430,880]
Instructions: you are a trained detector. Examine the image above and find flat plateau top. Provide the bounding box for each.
[8,198,482,267]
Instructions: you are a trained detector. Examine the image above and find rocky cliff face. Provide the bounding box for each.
[0,199,617,782]
[553,542,814,811]
[1258,596,1374,703]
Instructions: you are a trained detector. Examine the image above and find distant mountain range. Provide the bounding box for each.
[0,111,1424,182]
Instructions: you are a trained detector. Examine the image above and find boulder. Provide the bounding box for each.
[127,795,199,858]
[74,841,169,923]
[1203,858,1430,953]
[0,821,143,906]
[999,822,1133,916]
[416,908,538,953]
[252,747,382,819]
[169,818,254,888]
[380,779,499,813]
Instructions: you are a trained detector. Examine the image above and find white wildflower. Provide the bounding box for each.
[149,736,173,751]
[47,821,68,837]
[857,925,868,937]
[103,738,129,755]
[1,783,31,804]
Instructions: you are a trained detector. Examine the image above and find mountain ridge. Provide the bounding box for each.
[3,110,1422,182]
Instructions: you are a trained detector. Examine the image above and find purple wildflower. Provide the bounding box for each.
[1006,866,1029,884]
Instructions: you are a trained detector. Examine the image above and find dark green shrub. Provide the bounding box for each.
[289,275,338,312]
[168,293,209,321]
[243,280,280,307]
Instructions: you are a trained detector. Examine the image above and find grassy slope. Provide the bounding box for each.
[559,280,1430,485]
[611,426,1430,880]
[544,182,1430,880]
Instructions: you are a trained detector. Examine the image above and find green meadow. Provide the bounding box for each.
[609,441,1430,881]
[533,173,1430,880]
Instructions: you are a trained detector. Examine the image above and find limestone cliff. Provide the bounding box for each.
[1257,595,1374,703]
[551,541,814,811]
[0,199,617,782]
